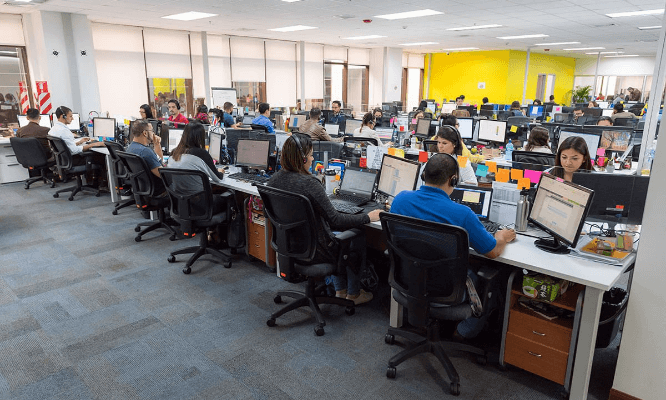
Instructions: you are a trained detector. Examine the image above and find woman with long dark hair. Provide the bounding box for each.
[552,136,593,181]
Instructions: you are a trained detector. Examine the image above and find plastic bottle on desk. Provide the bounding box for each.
[641,140,657,175]
[505,141,514,160]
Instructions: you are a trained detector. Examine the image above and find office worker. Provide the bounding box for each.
[390,154,516,339]
[597,116,613,126]
[508,101,524,116]
[569,107,584,124]
[195,104,210,124]
[524,126,551,154]
[139,104,154,119]
[17,107,53,159]
[482,97,489,105]
[167,99,188,128]
[611,93,625,106]
[588,100,599,108]
[354,112,392,146]
[267,133,381,305]
[222,102,240,128]
[329,100,346,132]
[627,87,642,102]
[533,99,542,106]
[49,106,106,160]
[545,94,557,105]
[437,114,484,163]
[372,107,385,127]
[126,119,165,194]
[251,102,275,134]
[455,96,464,106]
[435,125,477,185]
[552,136,593,182]
[301,108,343,143]
[611,103,637,122]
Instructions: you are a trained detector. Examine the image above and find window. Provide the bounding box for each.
[233,82,266,111]
[403,67,423,112]
[0,46,32,126]
[148,78,193,119]
[347,65,369,116]
[324,62,345,110]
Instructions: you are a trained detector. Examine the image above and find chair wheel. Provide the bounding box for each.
[68,196,74,201]
[182,267,191,274]
[95,192,101,197]
[314,325,325,336]
[223,261,232,268]
[386,366,396,379]
[169,235,176,241]
[134,226,141,232]
[345,306,355,316]
[450,382,460,396]
[167,255,176,263]
[112,210,118,215]
[24,185,29,190]
[274,295,282,304]
[50,182,56,188]
[385,334,395,345]
[134,236,141,242]
[53,193,59,198]
[266,318,276,327]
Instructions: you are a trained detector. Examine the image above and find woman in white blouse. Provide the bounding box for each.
[435,125,477,185]
[353,112,392,146]
[524,126,552,154]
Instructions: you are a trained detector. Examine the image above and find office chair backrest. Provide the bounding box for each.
[511,150,556,171]
[47,135,74,172]
[312,141,343,159]
[422,139,438,153]
[159,168,213,223]
[250,124,270,133]
[116,151,158,199]
[343,136,379,147]
[423,112,433,119]
[507,116,530,127]
[104,141,129,180]
[614,117,637,128]
[636,120,645,130]
[380,213,469,327]
[452,109,470,118]
[10,137,49,168]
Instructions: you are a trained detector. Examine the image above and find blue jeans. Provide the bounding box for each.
[330,267,361,296]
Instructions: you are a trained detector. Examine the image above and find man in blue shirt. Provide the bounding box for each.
[126,119,165,194]
[391,153,515,338]
[222,102,240,128]
[329,100,346,133]
[251,102,275,134]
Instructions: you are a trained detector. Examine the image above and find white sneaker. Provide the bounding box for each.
[347,290,373,305]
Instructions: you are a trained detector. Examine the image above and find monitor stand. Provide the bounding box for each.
[534,237,570,254]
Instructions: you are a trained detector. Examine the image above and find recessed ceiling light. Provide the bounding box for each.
[446,24,502,31]
[586,51,625,54]
[269,25,318,32]
[14,0,33,2]
[399,42,439,46]
[604,54,640,58]
[441,47,479,51]
[343,35,386,40]
[638,26,662,30]
[375,9,443,20]
[562,47,605,51]
[534,42,580,46]
[606,9,664,18]
[162,11,218,21]
[496,34,548,39]
[281,0,302,2]
[0,51,18,54]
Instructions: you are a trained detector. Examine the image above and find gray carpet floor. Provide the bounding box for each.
[0,180,623,399]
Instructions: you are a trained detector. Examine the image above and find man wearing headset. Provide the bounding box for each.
[49,106,106,164]
[390,153,516,338]
[167,99,188,128]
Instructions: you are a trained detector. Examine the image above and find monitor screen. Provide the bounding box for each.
[92,117,115,138]
[529,105,544,117]
[572,173,648,225]
[478,120,507,142]
[40,115,52,128]
[450,185,493,220]
[339,168,376,198]
[375,127,394,140]
[242,116,254,125]
[236,139,270,169]
[345,119,362,135]
[558,129,601,159]
[440,103,457,114]
[415,118,431,137]
[602,109,614,117]
[289,115,306,129]
[67,113,81,131]
[598,129,632,151]
[377,154,421,198]
[529,173,594,249]
[17,115,28,128]
[208,131,222,161]
[168,129,184,152]
[551,106,563,114]
[324,123,339,136]
[457,118,473,139]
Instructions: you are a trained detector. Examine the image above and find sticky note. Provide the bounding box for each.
[510,125,518,133]
[524,169,543,184]
[388,148,396,156]
[517,178,531,190]
[486,161,497,173]
[476,164,489,177]
[511,168,523,180]
[394,149,405,158]
[419,151,428,162]
[597,148,606,157]
[496,169,510,183]
[457,156,468,168]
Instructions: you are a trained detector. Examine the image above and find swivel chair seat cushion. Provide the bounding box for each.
[392,289,473,322]
[174,211,228,230]
[293,262,336,278]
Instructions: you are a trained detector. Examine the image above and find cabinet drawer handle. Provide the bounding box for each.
[532,330,546,336]
[255,244,260,248]
[528,351,542,358]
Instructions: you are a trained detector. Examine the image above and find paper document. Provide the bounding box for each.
[489,181,521,226]
[366,145,388,170]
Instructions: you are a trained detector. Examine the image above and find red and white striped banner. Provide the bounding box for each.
[39,92,52,114]
[18,81,29,114]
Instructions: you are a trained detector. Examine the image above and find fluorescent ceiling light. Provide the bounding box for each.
[281,0,302,2]
[269,25,318,32]
[534,41,580,46]
[343,35,386,40]
[446,24,501,31]
[638,26,662,30]
[586,51,624,54]
[496,34,548,39]
[375,9,443,20]
[441,47,479,51]
[606,9,664,18]
[562,47,605,51]
[399,42,439,46]
[14,0,32,2]
[0,51,17,54]
[162,11,217,21]
[605,54,640,58]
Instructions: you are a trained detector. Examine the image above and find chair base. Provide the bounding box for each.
[24,168,55,190]
[112,198,136,215]
[385,322,486,396]
[133,208,178,242]
[167,229,232,274]
[52,175,99,201]
[266,278,356,336]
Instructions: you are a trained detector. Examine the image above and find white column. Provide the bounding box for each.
[201,31,211,108]
[384,47,403,102]
[521,47,531,105]
[299,41,305,108]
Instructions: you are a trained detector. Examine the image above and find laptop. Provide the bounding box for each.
[329,168,377,207]
[325,123,339,136]
[449,185,500,232]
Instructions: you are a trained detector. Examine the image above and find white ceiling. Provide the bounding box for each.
[1,0,665,60]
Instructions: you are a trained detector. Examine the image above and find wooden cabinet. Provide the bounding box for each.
[0,139,28,184]
[500,270,585,392]
[246,210,276,268]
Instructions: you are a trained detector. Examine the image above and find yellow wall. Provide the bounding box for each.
[425,50,577,107]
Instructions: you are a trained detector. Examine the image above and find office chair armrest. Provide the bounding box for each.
[334,228,362,243]
[335,228,366,276]
[477,265,500,315]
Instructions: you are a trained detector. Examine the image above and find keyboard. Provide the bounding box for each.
[335,193,367,206]
[481,220,501,234]
[331,201,364,214]
[228,172,270,184]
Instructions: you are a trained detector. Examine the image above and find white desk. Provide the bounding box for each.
[91,146,119,203]
[0,137,29,184]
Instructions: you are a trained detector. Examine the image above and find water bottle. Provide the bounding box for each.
[515,188,530,232]
[505,141,514,160]
[641,140,657,176]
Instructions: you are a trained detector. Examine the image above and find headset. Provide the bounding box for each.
[168,99,180,110]
[56,106,69,121]
[421,152,459,188]
[291,133,308,164]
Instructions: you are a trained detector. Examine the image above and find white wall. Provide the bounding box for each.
[33,11,74,109]
[384,47,403,102]
[69,14,101,118]
[369,48,384,108]
[575,56,656,76]
[0,14,24,46]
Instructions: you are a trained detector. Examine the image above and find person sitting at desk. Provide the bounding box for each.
[437,114,485,163]
[551,136,593,182]
[251,102,275,134]
[17,107,53,159]
[167,99,189,128]
[456,96,464,106]
[267,133,381,305]
[611,103,637,123]
[301,108,343,143]
[597,116,613,126]
[390,153,516,339]
[588,100,599,108]
[627,87,642,102]
[373,107,386,127]
[482,97,489,105]
[329,100,346,133]
[533,99,542,106]
[353,112,392,146]
[167,122,224,180]
[508,101,524,117]
[126,119,166,194]
[524,126,552,154]
[139,104,154,119]
[49,106,106,163]
[435,125,477,185]
[195,104,210,124]
[222,102,240,128]
[544,94,557,105]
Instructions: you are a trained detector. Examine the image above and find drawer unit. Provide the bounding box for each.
[504,332,569,385]
[0,141,28,183]
[246,211,276,267]
[507,307,572,351]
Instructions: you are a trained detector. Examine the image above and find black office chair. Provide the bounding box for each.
[380,213,499,396]
[116,151,178,242]
[250,124,270,133]
[506,116,530,127]
[614,117,638,128]
[104,141,135,215]
[341,136,379,158]
[312,141,343,159]
[512,150,556,171]
[257,185,360,336]
[636,120,645,130]
[47,135,101,200]
[161,168,234,274]
[422,139,438,153]
[10,137,56,189]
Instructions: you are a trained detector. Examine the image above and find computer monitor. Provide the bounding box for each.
[480,104,495,111]
[440,103,456,114]
[551,105,563,114]
[449,185,493,220]
[92,117,115,138]
[415,118,431,138]
[426,101,436,111]
[382,102,392,112]
[208,131,222,162]
[376,154,421,198]
[457,117,474,139]
[602,109,614,117]
[168,129,184,152]
[529,173,594,254]
[242,116,254,125]
[345,119,362,135]
[457,105,476,116]
[17,115,28,128]
[375,127,394,140]
[477,120,507,143]
[529,105,544,118]
[269,110,282,120]
[557,128,601,159]
[324,123,339,136]
[236,138,270,170]
[595,127,632,152]
[66,113,81,131]
[598,101,609,109]
[583,108,602,117]
[289,115,306,130]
